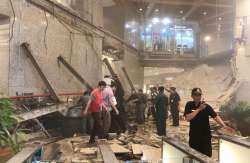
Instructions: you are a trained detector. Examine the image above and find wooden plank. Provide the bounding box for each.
[110,143,130,154]
[97,140,119,163]
[21,43,60,102]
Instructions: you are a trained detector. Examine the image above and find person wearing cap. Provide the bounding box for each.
[155,86,169,136]
[169,87,181,126]
[83,81,106,144]
[184,88,233,157]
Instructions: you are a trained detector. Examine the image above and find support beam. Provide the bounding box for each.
[57,56,93,90]
[97,140,119,163]
[121,67,136,92]
[127,0,232,8]
[21,43,60,103]
[103,58,116,76]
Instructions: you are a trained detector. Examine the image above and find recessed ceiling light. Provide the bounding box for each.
[139,8,143,11]
[218,17,222,21]
[152,17,160,24]
[203,11,207,16]
[180,10,184,14]
[155,9,159,12]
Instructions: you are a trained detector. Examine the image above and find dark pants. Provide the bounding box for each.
[136,104,146,124]
[156,117,166,136]
[189,137,212,157]
[171,107,179,126]
[90,112,104,142]
[110,110,122,134]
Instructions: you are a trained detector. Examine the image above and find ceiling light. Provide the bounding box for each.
[139,8,143,11]
[148,24,152,28]
[162,28,167,33]
[218,17,222,21]
[131,29,137,33]
[203,11,207,16]
[180,10,184,14]
[155,9,159,12]
[162,17,171,25]
[125,24,131,28]
[204,35,211,42]
[152,17,160,24]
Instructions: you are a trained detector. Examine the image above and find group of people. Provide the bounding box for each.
[82,78,234,158]
[82,75,126,144]
[131,86,234,157]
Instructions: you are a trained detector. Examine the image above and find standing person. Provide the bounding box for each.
[155,86,168,136]
[83,81,106,144]
[184,88,234,157]
[102,76,119,138]
[135,89,147,124]
[149,87,158,120]
[113,74,127,133]
[169,87,181,126]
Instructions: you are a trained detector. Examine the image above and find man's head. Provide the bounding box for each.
[158,86,165,93]
[191,88,202,102]
[170,87,176,93]
[98,81,107,91]
[110,81,117,92]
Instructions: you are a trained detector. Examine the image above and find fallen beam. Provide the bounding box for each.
[121,67,136,92]
[57,56,93,90]
[17,103,71,123]
[97,140,119,163]
[21,43,60,103]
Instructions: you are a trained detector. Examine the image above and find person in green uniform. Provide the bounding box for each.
[155,86,169,136]
[169,87,181,126]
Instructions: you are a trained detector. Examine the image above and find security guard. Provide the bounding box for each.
[169,87,181,126]
[184,88,233,157]
[155,86,168,136]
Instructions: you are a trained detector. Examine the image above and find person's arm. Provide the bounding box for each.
[83,98,92,115]
[207,105,235,132]
[185,103,206,121]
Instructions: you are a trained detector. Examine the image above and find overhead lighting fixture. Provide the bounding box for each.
[180,10,184,14]
[204,35,211,42]
[162,17,171,25]
[131,29,137,33]
[125,24,131,29]
[139,8,143,11]
[152,17,160,24]
[218,17,222,21]
[155,9,159,12]
[148,24,153,28]
[203,11,207,16]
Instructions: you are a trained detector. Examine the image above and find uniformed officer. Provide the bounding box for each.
[184,88,233,157]
[155,86,168,136]
[169,87,181,126]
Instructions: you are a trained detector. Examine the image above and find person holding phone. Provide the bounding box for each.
[184,88,233,157]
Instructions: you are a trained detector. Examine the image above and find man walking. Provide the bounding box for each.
[169,87,181,126]
[84,81,106,144]
[155,86,168,136]
[102,76,119,138]
[184,88,234,157]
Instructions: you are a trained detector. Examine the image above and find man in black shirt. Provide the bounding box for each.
[169,87,181,126]
[184,88,233,157]
[155,86,168,136]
